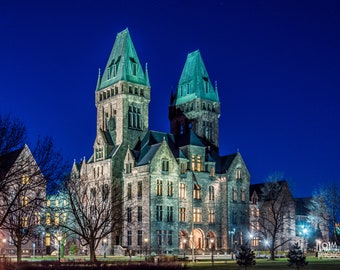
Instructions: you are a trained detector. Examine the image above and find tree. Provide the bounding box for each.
[287,242,308,269]
[0,114,68,261]
[236,244,256,269]
[309,183,340,244]
[255,180,295,260]
[56,170,127,263]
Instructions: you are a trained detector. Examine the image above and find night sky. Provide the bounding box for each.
[1,0,339,198]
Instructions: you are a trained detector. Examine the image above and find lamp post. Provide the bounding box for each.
[144,238,148,257]
[210,238,215,270]
[183,238,187,260]
[103,238,108,258]
[56,234,62,263]
[228,228,235,259]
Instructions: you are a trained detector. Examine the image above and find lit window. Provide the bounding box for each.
[46,213,51,225]
[196,156,202,172]
[22,174,29,185]
[236,169,242,179]
[180,208,186,222]
[193,208,202,223]
[233,188,238,201]
[55,213,60,225]
[62,213,67,223]
[241,189,246,202]
[21,196,28,206]
[156,180,163,196]
[180,163,187,174]
[22,217,28,228]
[193,184,201,199]
[208,209,215,223]
[167,181,173,197]
[179,183,187,199]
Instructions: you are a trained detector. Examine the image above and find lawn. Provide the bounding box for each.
[187,257,340,270]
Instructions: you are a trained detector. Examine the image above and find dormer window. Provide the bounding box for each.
[162,160,169,172]
[203,76,209,93]
[130,57,137,76]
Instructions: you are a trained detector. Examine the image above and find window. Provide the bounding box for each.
[34,212,40,225]
[156,180,163,196]
[208,209,215,223]
[162,160,169,172]
[128,105,142,130]
[137,181,142,198]
[167,181,173,196]
[180,163,187,174]
[196,156,202,172]
[125,163,132,173]
[137,230,142,246]
[210,166,215,177]
[191,155,196,171]
[167,206,173,222]
[180,208,186,222]
[22,216,28,228]
[102,184,109,201]
[127,183,132,199]
[193,184,201,199]
[127,207,132,223]
[55,213,60,225]
[62,213,67,223]
[236,169,242,179]
[241,189,246,202]
[46,213,51,225]
[90,188,96,199]
[138,206,142,222]
[156,205,163,221]
[127,231,132,246]
[156,230,172,246]
[21,196,28,206]
[22,174,29,185]
[193,208,202,223]
[209,186,215,201]
[179,183,187,199]
[233,188,238,201]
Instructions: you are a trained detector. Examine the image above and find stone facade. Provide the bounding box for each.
[73,28,251,256]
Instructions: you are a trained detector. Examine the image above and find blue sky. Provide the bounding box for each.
[1,0,339,197]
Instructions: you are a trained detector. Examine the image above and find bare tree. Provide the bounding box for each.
[309,182,340,244]
[0,114,68,261]
[57,174,126,262]
[255,180,295,260]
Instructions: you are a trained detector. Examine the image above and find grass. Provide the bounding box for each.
[187,257,340,269]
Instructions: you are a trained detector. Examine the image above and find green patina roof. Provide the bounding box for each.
[174,50,219,105]
[97,28,149,90]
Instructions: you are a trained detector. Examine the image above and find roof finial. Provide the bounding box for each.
[215,80,218,92]
[96,68,101,90]
[145,62,150,86]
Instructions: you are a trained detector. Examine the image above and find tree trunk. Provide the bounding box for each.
[16,238,22,263]
[89,240,97,263]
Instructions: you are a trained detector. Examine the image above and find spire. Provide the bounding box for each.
[96,68,101,90]
[98,28,149,90]
[145,62,150,86]
[174,50,219,105]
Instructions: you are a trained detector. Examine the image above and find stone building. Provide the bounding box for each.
[72,28,250,255]
[0,145,46,257]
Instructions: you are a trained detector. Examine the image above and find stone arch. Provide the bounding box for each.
[206,231,217,249]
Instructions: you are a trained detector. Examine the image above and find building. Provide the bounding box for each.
[71,28,251,255]
[0,145,46,258]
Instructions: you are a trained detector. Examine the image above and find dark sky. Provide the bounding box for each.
[1,0,339,198]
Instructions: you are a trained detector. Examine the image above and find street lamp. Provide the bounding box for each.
[56,234,62,263]
[102,238,108,258]
[228,228,235,259]
[210,239,215,270]
[144,238,148,257]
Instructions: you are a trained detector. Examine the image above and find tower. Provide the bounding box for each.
[169,50,220,150]
[94,28,150,162]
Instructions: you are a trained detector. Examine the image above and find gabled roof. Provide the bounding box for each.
[173,50,219,105]
[0,147,24,179]
[250,180,289,199]
[174,130,205,148]
[97,28,149,90]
